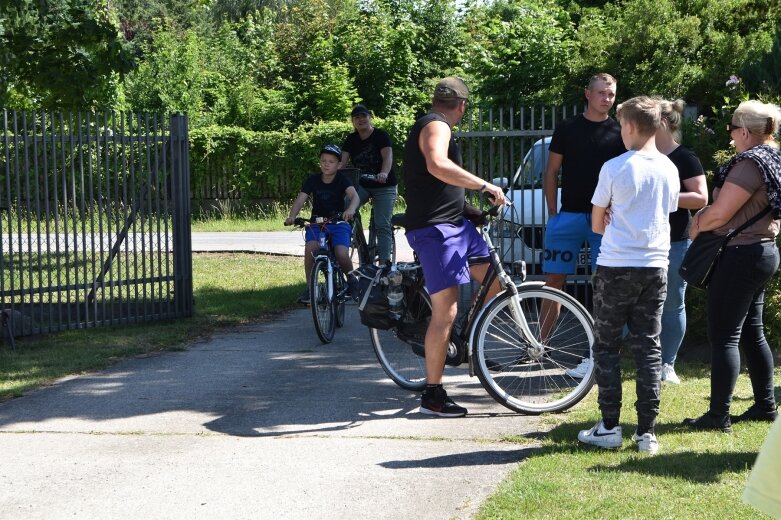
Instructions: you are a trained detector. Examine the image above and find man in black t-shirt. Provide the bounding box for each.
[404,77,505,417]
[542,73,625,379]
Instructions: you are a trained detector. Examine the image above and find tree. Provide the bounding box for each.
[336,0,466,117]
[0,0,134,109]
[566,0,781,111]
[123,29,206,121]
[274,0,359,121]
[464,0,575,105]
[113,0,206,45]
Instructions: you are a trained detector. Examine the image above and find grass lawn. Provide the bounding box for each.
[476,359,780,519]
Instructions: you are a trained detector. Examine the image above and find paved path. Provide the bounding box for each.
[191,231,416,261]
[0,308,546,519]
[0,233,549,519]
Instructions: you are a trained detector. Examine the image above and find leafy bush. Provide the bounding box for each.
[190,114,413,200]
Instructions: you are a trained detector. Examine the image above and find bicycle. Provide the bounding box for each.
[293,215,350,343]
[368,205,596,414]
[343,169,397,267]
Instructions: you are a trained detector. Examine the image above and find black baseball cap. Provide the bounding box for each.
[351,104,371,117]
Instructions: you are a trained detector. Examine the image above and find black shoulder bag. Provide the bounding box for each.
[679,206,772,290]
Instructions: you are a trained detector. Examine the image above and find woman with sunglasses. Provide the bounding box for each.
[683,100,781,432]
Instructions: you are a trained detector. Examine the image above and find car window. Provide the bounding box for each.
[513,141,549,189]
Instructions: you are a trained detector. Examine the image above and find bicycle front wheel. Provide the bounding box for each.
[334,271,346,328]
[310,258,335,343]
[473,286,595,414]
[370,287,430,391]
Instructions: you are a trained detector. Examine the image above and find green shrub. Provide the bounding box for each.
[189,114,414,200]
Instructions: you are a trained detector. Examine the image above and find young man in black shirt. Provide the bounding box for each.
[542,73,626,378]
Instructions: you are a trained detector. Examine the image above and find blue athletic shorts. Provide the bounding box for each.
[405,218,490,295]
[305,222,351,248]
[543,211,601,274]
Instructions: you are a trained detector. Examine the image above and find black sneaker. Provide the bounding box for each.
[297,289,310,305]
[348,276,361,303]
[731,404,778,423]
[682,412,732,433]
[419,386,467,418]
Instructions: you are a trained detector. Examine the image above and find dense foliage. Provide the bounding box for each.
[0,0,134,108]
[3,0,779,122]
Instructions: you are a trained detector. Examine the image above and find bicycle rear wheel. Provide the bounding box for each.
[473,285,595,414]
[310,258,335,343]
[370,287,430,391]
[350,215,370,267]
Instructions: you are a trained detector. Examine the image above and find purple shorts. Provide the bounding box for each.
[405,218,490,295]
[305,222,351,248]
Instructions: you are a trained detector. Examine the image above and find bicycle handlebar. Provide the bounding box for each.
[290,213,347,228]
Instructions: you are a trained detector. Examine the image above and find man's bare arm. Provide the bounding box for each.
[419,121,505,204]
[543,151,563,216]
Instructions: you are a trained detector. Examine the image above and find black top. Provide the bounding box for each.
[342,128,396,188]
[403,112,465,230]
[549,114,625,213]
[667,145,704,242]
[300,172,353,219]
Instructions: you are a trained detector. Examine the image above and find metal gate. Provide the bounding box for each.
[456,105,592,306]
[0,110,193,341]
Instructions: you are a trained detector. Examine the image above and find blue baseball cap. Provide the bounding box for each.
[320,144,342,160]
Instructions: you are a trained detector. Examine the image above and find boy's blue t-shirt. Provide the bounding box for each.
[301,172,353,219]
[591,150,679,268]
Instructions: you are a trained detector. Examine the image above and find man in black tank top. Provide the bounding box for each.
[403,77,506,417]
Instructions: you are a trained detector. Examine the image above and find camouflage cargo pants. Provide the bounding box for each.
[592,266,667,430]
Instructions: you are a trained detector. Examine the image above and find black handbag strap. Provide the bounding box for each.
[723,206,772,242]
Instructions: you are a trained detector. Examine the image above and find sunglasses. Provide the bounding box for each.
[727,123,743,133]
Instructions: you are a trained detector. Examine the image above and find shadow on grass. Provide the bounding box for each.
[523,418,762,483]
[588,450,758,483]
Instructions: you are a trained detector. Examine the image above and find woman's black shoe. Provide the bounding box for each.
[682,412,733,433]
[731,404,778,423]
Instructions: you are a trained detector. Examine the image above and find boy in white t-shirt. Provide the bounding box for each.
[577,96,680,455]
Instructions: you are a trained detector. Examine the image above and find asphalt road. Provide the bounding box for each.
[191,230,416,262]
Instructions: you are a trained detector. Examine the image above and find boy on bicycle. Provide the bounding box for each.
[577,97,679,454]
[285,144,360,305]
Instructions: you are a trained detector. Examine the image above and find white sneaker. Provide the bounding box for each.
[632,431,659,455]
[566,358,592,379]
[578,420,623,449]
[661,363,681,385]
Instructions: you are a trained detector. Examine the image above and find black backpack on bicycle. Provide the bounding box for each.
[349,264,397,330]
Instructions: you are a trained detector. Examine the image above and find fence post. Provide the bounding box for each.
[170,113,193,316]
